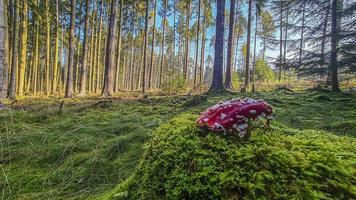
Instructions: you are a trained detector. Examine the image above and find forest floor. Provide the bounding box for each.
[0,89,355,199]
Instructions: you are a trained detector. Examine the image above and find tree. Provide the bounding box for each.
[244,0,252,89]
[209,0,225,92]
[114,0,123,93]
[8,0,18,99]
[101,0,118,96]
[0,0,9,99]
[18,0,27,96]
[224,0,235,89]
[329,0,341,91]
[65,0,76,98]
[193,0,201,88]
[142,0,149,95]
[259,10,274,60]
[183,1,191,83]
[79,0,91,96]
[45,0,51,95]
[159,0,167,88]
[148,0,157,89]
[52,0,60,94]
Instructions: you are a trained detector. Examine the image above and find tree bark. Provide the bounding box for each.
[65,0,76,98]
[148,0,157,89]
[183,2,191,83]
[79,0,90,95]
[279,0,283,81]
[114,0,123,93]
[142,0,149,95]
[194,0,201,88]
[159,0,167,88]
[8,0,17,99]
[52,0,60,94]
[101,0,118,96]
[209,0,225,92]
[224,0,235,89]
[0,0,9,98]
[252,8,258,92]
[95,0,104,93]
[45,0,51,95]
[329,0,340,91]
[244,0,252,89]
[18,0,27,96]
[299,1,306,67]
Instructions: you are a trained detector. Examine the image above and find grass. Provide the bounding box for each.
[0,89,355,199]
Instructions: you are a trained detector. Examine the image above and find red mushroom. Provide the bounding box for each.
[197,98,273,138]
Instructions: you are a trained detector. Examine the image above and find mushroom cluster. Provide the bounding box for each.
[197,98,273,138]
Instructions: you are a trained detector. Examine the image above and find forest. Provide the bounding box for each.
[0,0,355,199]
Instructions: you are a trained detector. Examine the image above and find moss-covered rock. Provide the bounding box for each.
[105,114,356,200]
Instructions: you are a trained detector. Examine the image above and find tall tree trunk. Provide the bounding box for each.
[148,0,157,89]
[199,7,206,87]
[65,0,76,98]
[183,2,191,83]
[224,0,235,89]
[329,0,340,91]
[0,0,9,98]
[159,0,167,88]
[58,29,63,94]
[283,5,289,75]
[18,0,27,96]
[114,0,123,93]
[8,0,17,99]
[88,2,96,93]
[101,0,118,96]
[95,0,104,93]
[209,0,225,92]
[252,8,258,92]
[142,0,149,95]
[32,0,39,95]
[299,1,306,67]
[244,0,252,89]
[79,0,90,95]
[278,0,283,81]
[193,0,201,88]
[321,3,330,80]
[52,0,60,94]
[172,0,176,74]
[45,0,51,95]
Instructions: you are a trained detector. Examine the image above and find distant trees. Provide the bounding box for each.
[0,0,354,99]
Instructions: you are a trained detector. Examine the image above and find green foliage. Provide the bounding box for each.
[232,71,240,89]
[255,59,275,82]
[161,73,187,94]
[312,94,331,102]
[105,114,356,199]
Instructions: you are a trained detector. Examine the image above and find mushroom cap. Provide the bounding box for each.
[197,98,273,132]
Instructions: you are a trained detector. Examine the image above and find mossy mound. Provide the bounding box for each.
[105,114,356,200]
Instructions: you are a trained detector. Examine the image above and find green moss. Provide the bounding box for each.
[105,115,356,200]
[312,94,331,102]
[1,90,355,199]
